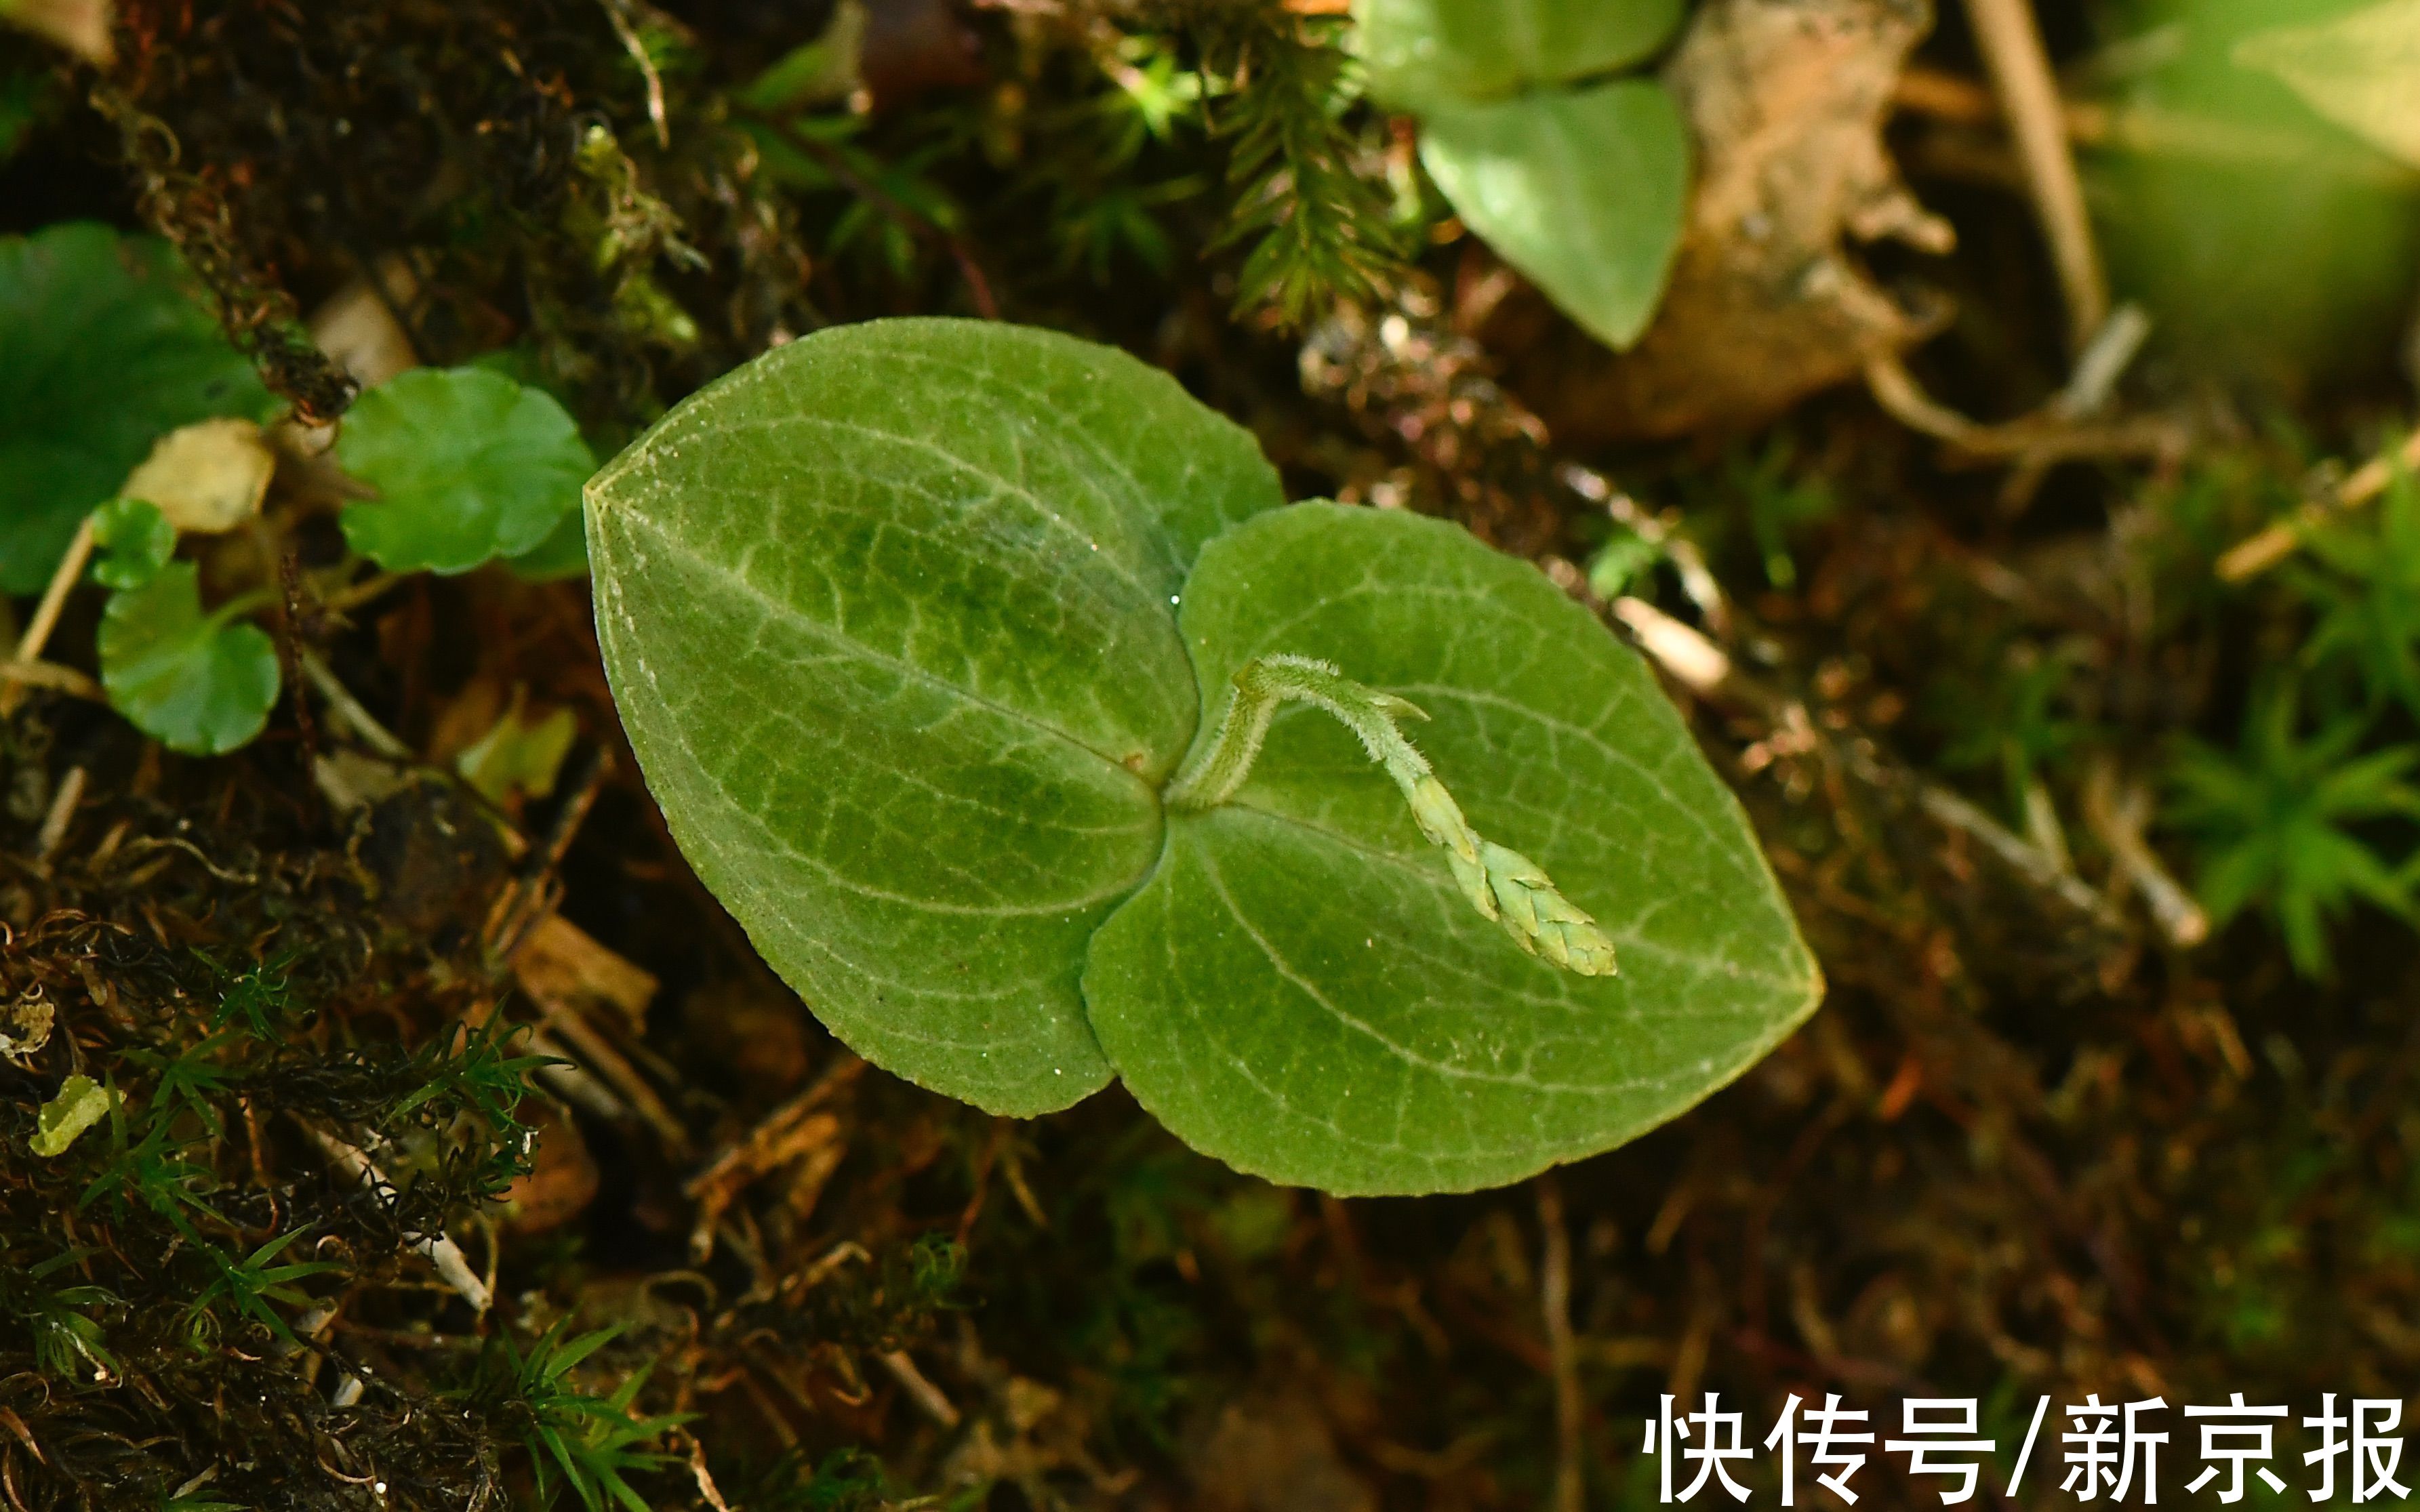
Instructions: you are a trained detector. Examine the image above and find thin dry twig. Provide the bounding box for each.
[1863,350,2181,464]
[485,747,616,960]
[320,569,409,617]
[306,1128,491,1313]
[1895,65,2420,187]
[35,767,86,863]
[878,1350,961,1428]
[296,648,413,760]
[1904,777,2125,932]
[598,0,670,148]
[684,1055,866,1260]
[681,1430,735,1512]
[521,1026,631,1124]
[1957,0,2108,348]
[1537,1174,1584,1512]
[0,661,105,703]
[1,516,97,718]
[533,996,691,1156]
[2218,428,2420,581]
[2083,759,2209,948]
[1613,592,2130,937]
[1611,598,1731,695]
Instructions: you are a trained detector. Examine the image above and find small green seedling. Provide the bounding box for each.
[91,498,282,756]
[585,319,1817,1194]
[1,220,592,754]
[1354,0,1690,348]
[457,1324,689,1512]
[2167,678,2420,979]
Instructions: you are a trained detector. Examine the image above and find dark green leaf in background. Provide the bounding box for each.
[0,223,271,595]
[1354,0,1680,108]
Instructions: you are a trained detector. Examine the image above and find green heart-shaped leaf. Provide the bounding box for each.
[0,223,273,595]
[586,319,1283,1114]
[338,367,595,575]
[1354,0,1681,109]
[588,319,1818,1190]
[1084,504,1817,1193]
[1417,81,1689,350]
[98,561,281,756]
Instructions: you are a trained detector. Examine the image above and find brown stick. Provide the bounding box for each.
[0,516,97,718]
[1959,0,2109,350]
[1537,1174,1584,1512]
[1896,66,2419,187]
[0,661,105,703]
[1612,589,2132,937]
[1862,354,2184,467]
[2218,428,2420,582]
[306,1128,491,1313]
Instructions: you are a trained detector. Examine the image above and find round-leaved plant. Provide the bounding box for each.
[585,319,1818,1194]
[337,366,594,575]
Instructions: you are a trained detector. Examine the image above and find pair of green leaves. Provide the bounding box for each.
[586,320,1815,1194]
[1354,0,1689,348]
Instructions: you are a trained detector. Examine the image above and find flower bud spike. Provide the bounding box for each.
[1166,654,1618,978]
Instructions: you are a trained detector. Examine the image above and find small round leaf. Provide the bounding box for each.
[89,497,176,590]
[338,367,594,574]
[98,563,281,755]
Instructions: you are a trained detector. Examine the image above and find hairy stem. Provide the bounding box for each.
[1165,655,1617,977]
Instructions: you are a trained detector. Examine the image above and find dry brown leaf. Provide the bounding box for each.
[308,260,422,390]
[512,913,659,1034]
[119,417,275,535]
